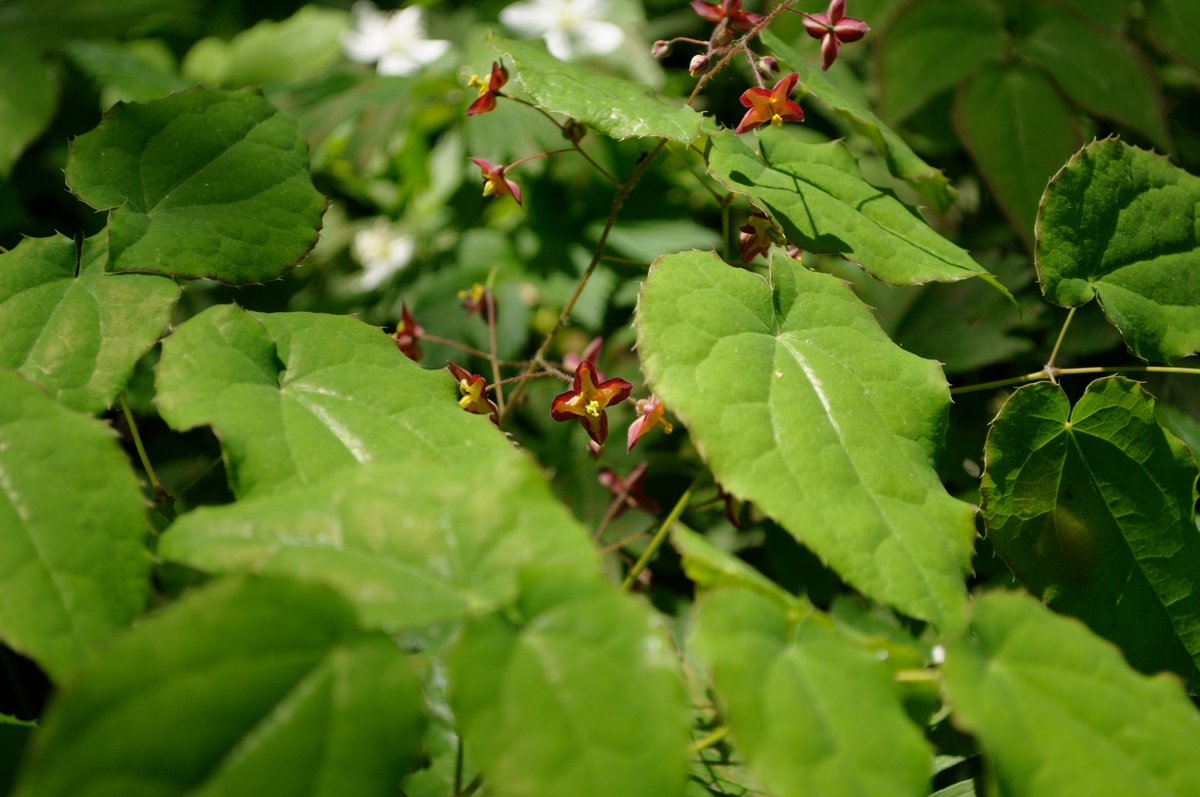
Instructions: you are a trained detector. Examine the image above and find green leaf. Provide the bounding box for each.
[943,591,1200,796]
[490,35,703,144]
[1056,0,1129,29]
[761,30,958,211]
[980,377,1200,686]
[671,525,802,609]
[876,0,1007,124]
[954,62,1083,246]
[1036,138,1200,362]
[449,570,690,797]
[65,87,326,284]
[0,34,59,177]
[155,305,506,498]
[13,577,425,797]
[182,6,350,88]
[64,39,189,108]
[0,371,149,681]
[1145,0,1200,72]
[706,127,992,288]
[636,251,975,630]
[692,588,931,797]
[0,234,179,415]
[1018,7,1169,150]
[0,0,197,41]
[159,457,597,632]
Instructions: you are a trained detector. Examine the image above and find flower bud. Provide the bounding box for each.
[757,55,778,75]
[562,119,587,144]
[651,40,671,59]
[689,54,710,76]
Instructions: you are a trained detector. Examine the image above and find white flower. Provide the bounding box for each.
[352,219,414,290]
[499,0,625,61]
[342,2,451,76]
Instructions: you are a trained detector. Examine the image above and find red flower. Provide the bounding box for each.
[735,72,804,134]
[691,0,764,33]
[457,282,495,322]
[393,303,424,361]
[598,462,660,517]
[550,360,632,450]
[738,212,779,262]
[802,0,869,71]
[626,396,673,452]
[469,157,522,205]
[466,61,508,116]
[447,361,498,424]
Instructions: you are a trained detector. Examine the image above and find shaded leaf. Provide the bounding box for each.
[636,251,974,630]
[761,30,957,211]
[159,458,597,633]
[0,34,58,177]
[155,305,505,498]
[981,378,1200,686]
[65,87,326,284]
[671,525,801,609]
[0,234,179,415]
[954,62,1083,246]
[14,577,425,797]
[0,371,149,681]
[692,587,931,797]
[450,570,689,797]
[706,127,994,288]
[1036,138,1200,362]
[1145,0,1200,73]
[490,35,702,144]
[943,591,1200,796]
[64,39,190,108]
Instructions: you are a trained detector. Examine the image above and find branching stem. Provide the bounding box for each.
[950,365,1200,396]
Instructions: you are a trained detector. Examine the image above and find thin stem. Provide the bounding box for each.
[686,1,796,106]
[599,526,653,554]
[1044,306,1077,374]
[600,255,652,268]
[458,775,483,797]
[172,456,223,501]
[894,669,941,683]
[486,289,504,416]
[419,333,495,361]
[950,365,1200,396]
[504,97,621,187]
[690,725,730,754]
[454,737,464,794]
[120,394,168,500]
[621,473,704,591]
[488,370,564,389]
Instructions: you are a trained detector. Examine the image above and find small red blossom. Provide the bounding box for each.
[738,212,780,263]
[627,396,673,452]
[550,360,632,451]
[393,303,424,361]
[469,157,522,205]
[458,282,495,322]
[691,0,764,33]
[447,361,498,424]
[735,72,804,134]
[563,336,605,378]
[466,61,508,116]
[598,462,660,517]
[803,0,869,71]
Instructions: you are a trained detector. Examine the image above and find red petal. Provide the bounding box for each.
[803,13,830,38]
[833,18,869,41]
[820,34,840,70]
[466,93,496,116]
[691,0,723,23]
[734,107,763,134]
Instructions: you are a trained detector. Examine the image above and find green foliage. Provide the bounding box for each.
[0,35,58,178]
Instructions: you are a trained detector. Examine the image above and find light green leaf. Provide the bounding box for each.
[450,570,690,797]
[706,127,992,288]
[980,377,1200,686]
[876,0,1007,124]
[692,588,931,797]
[954,62,1083,245]
[0,34,58,177]
[0,371,149,681]
[64,39,189,108]
[159,457,597,632]
[943,591,1200,796]
[1018,6,1169,150]
[14,577,425,797]
[1145,0,1200,72]
[65,87,326,284]
[761,30,958,211]
[182,6,350,88]
[0,234,179,415]
[155,305,505,498]
[490,35,703,144]
[636,251,975,630]
[1036,138,1200,362]
[671,525,802,610]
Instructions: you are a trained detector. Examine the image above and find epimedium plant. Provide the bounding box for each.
[1,1,1200,797]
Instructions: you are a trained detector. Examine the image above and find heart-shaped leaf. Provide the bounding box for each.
[636,251,975,630]
[0,234,178,414]
[65,87,326,284]
[0,371,149,682]
[981,377,1200,686]
[1036,138,1200,362]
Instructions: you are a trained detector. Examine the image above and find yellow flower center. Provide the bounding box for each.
[585,399,602,417]
[770,113,784,126]
[458,378,480,409]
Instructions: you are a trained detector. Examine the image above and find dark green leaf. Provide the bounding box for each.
[981,378,1200,686]
[0,34,58,177]
[636,251,974,630]
[1145,0,1200,72]
[14,577,425,797]
[64,39,189,108]
[943,591,1200,796]
[671,525,801,609]
[0,234,179,414]
[1036,138,1200,361]
[0,371,149,681]
[65,87,326,284]
[692,588,931,797]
